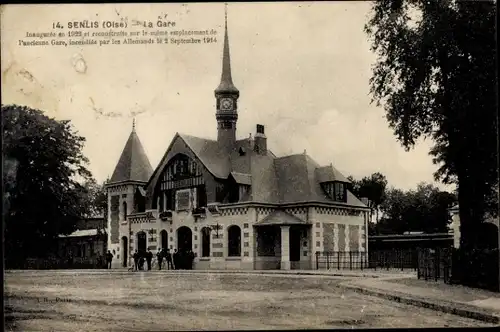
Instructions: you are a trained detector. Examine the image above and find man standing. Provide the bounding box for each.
[133,250,139,271]
[165,249,173,270]
[105,250,113,269]
[189,250,195,270]
[156,248,164,270]
[146,249,153,271]
[173,249,179,270]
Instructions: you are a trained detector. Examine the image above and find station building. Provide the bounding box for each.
[106,15,370,270]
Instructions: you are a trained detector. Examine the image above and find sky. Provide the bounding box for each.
[1,2,454,192]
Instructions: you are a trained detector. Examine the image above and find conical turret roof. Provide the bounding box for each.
[109,124,153,184]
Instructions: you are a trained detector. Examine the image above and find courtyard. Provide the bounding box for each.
[4,270,494,331]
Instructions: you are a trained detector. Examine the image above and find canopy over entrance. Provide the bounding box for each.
[254,210,309,227]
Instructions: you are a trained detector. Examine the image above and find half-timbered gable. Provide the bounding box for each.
[145,134,223,210]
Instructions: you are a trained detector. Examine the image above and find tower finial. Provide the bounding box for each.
[132,118,136,132]
[215,3,239,95]
[225,2,228,27]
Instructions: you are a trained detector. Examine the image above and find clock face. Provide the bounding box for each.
[220,98,233,111]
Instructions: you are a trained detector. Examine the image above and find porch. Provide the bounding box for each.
[253,210,312,270]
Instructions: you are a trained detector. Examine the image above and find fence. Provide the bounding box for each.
[315,249,420,270]
[416,247,452,283]
[315,251,367,270]
[369,249,418,270]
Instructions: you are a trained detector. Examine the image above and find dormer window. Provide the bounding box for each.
[321,181,347,202]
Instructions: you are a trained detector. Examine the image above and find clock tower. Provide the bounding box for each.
[215,5,239,153]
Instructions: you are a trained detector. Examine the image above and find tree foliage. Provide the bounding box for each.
[365,0,498,249]
[84,177,109,220]
[2,104,94,260]
[348,172,388,223]
[378,183,456,235]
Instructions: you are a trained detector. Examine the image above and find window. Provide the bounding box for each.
[334,182,345,201]
[166,190,175,210]
[197,185,207,208]
[134,189,146,212]
[321,181,346,202]
[227,225,241,257]
[220,122,233,129]
[122,202,127,220]
[176,189,191,211]
[201,227,211,257]
[165,154,202,181]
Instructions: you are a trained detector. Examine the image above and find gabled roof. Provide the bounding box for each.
[255,210,307,226]
[110,130,153,184]
[180,134,230,178]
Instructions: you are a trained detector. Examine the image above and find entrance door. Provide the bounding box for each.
[289,227,302,264]
[121,236,128,267]
[137,231,147,254]
[177,226,192,252]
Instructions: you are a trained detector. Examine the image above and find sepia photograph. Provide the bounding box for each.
[2,1,499,331]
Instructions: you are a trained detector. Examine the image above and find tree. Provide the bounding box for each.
[84,178,109,219]
[378,183,456,235]
[365,1,498,250]
[348,172,388,223]
[378,188,410,234]
[2,104,94,263]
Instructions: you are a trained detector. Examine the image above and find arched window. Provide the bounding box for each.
[122,201,128,220]
[227,225,241,257]
[201,227,211,257]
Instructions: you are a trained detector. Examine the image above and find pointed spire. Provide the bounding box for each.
[109,126,153,184]
[215,3,239,95]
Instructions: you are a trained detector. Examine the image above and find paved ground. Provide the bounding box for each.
[388,277,500,304]
[344,275,500,318]
[4,270,495,331]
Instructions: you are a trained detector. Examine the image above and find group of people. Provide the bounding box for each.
[132,249,154,271]
[131,248,195,271]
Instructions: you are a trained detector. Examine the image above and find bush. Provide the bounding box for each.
[450,248,499,292]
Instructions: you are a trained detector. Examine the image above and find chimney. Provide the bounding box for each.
[254,124,267,154]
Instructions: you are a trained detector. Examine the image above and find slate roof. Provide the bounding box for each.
[110,130,153,183]
[255,210,308,226]
[316,165,351,183]
[144,131,367,208]
[272,154,365,207]
[230,172,252,185]
[180,134,230,178]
